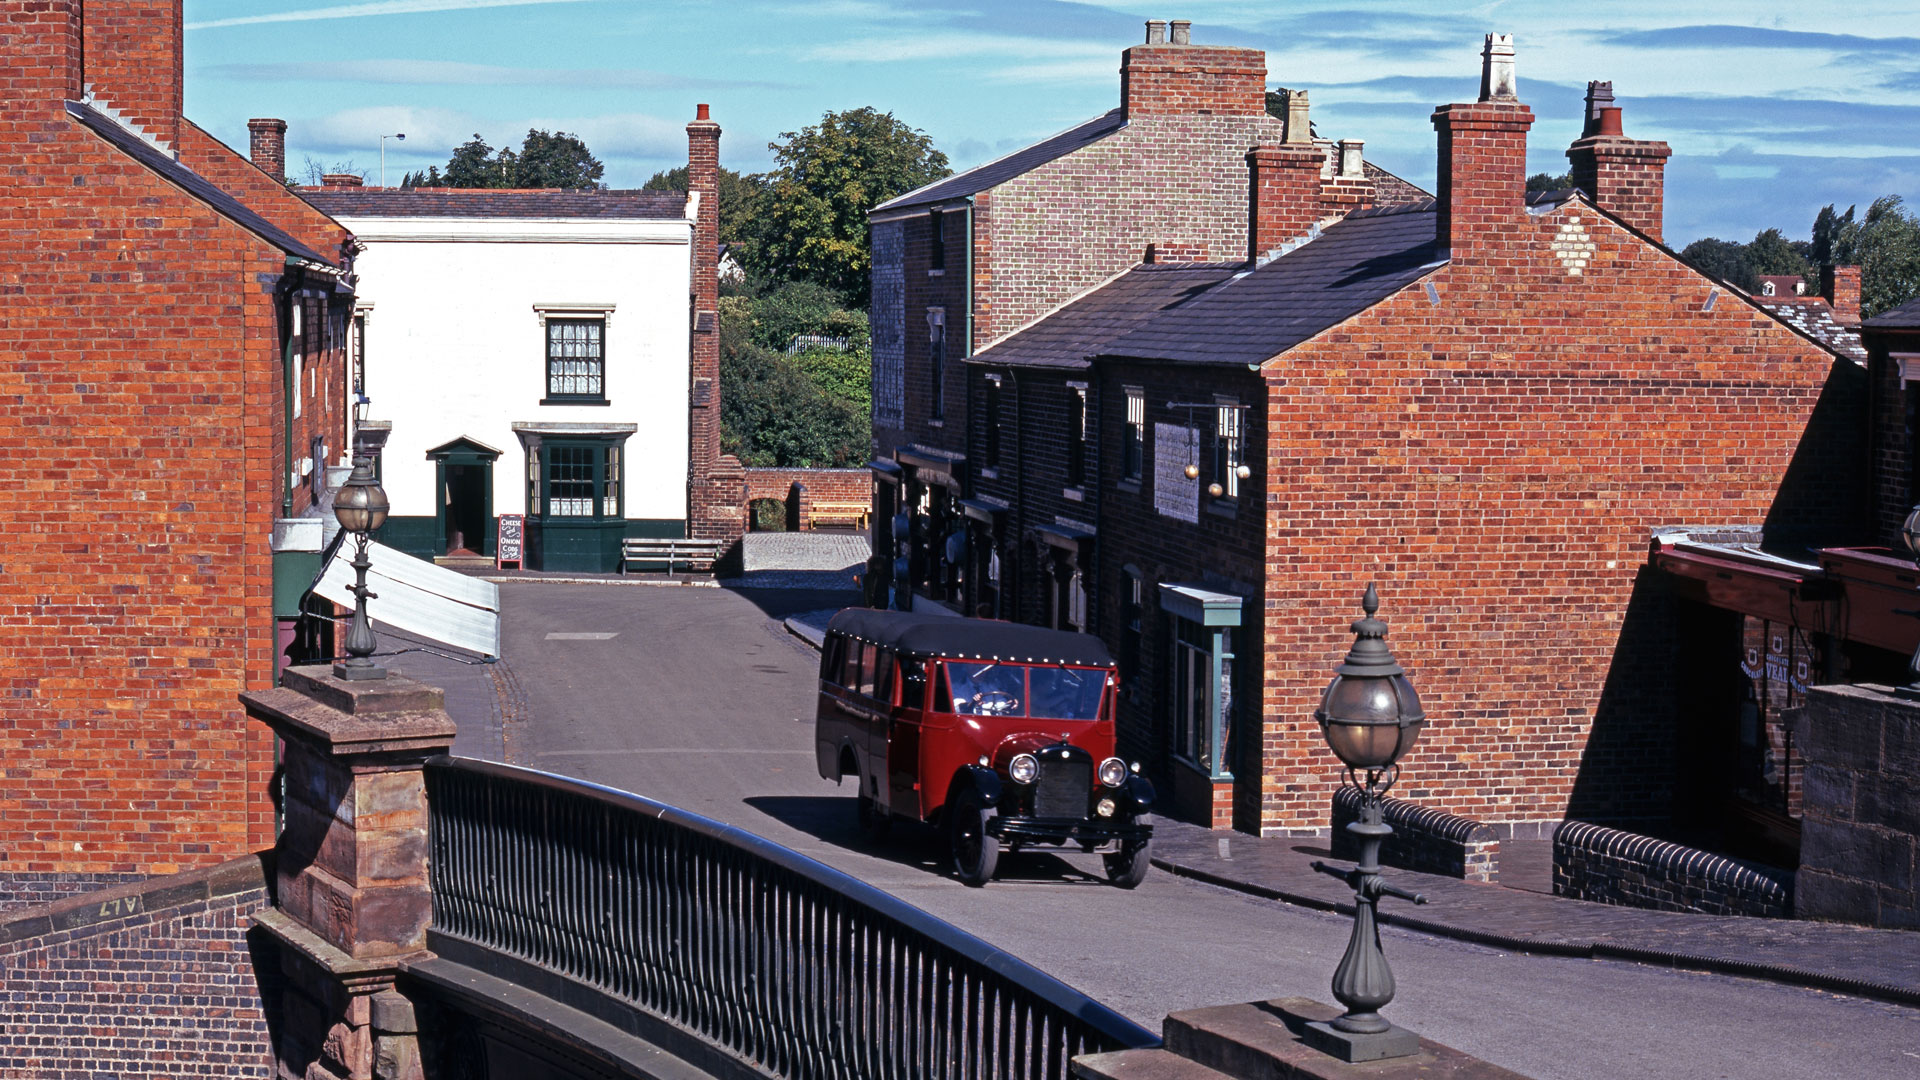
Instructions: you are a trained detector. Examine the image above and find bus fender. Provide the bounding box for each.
[956,764,1003,809]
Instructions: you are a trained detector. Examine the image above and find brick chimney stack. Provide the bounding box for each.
[1432,33,1535,260]
[0,0,84,115]
[248,118,288,181]
[1565,81,1672,241]
[83,0,184,149]
[1120,20,1266,119]
[321,173,364,188]
[686,102,736,541]
[1823,264,1863,325]
[1247,144,1325,262]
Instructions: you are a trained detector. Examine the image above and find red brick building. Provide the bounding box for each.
[942,34,1866,842]
[864,22,1424,608]
[0,0,354,903]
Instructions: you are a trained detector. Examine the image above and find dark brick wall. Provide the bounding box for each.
[1866,326,1920,549]
[0,873,148,915]
[1553,820,1792,917]
[1093,363,1266,831]
[0,855,274,1077]
[1793,683,1920,928]
[894,207,971,459]
[1331,789,1499,882]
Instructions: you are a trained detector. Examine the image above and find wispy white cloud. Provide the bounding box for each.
[186,0,588,31]
[202,58,787,90]
[805,30,1111,64]
[298,105,477,154]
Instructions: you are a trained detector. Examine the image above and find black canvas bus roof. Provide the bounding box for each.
[825,608,1115,667]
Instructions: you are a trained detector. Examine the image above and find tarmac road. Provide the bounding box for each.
[507,582,1920,1080]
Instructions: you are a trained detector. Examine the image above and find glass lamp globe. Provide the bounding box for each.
[333,458,389,535]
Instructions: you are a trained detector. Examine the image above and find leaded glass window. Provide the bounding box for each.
[547,445,596,516]
[546,318,605,402]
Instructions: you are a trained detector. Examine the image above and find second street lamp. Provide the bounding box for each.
[1305,583,1429,1063]
[332,455,390,682]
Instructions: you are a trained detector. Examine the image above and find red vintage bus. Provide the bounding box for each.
[815,609,1155,887]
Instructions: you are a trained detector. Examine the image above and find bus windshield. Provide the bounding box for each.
[941,662,1106,721]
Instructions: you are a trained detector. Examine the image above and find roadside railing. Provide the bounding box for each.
[424,757,1159,1080]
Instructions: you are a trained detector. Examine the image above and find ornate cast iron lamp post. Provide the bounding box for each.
[1305,584,1429,1063]
[332,455,390,681]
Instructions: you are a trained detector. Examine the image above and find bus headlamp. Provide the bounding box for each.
[1009,754,1038,785]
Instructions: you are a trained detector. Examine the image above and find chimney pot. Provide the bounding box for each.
[696,103,710,121]
[1480,33,1518,102]
[1595,107,1623,137]
[1284,90,1312,144]
[1145,20,1166,44]
[1169,19,1192,45]
[1338,139,1365,179]
[1583,80,1615,137]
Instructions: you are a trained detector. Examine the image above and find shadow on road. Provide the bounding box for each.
[719,585,860,622]
[744,794,1112,887]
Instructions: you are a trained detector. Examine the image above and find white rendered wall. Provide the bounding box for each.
[342,215,692,526]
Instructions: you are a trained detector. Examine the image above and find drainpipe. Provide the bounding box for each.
[964,196,976,359]
[280,264,302,519]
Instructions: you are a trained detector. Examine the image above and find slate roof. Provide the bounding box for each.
[874,109,1128,213]
[302,187,687,219]
[1099,201,1446,367]
[1865,294,1920,330]
[967,262,1242,370]
[1753,297,1867,363]
[66,101,332,265]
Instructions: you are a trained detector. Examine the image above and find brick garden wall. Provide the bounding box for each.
[1331,788,1500,882]
[0,854,275,1077]
[744,468,870,529]
[1251,199,1865,833]
[0,3,351,886]
[1553,820,1792,917]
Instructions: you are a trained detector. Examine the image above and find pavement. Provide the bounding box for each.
[392,532,1920,1018]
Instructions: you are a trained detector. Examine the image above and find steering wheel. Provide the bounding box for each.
[972,690,1018,715]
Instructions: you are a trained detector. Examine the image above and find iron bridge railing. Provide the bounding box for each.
[424,757,1159,1080]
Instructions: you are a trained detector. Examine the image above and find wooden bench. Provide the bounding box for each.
[808,500,871,530]
[621,537,723,574]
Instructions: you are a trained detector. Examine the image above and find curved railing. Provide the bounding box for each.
[424,757,1159,1080]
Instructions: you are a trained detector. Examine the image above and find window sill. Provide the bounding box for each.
[928,418,945,428]
[540,397,611,407]
[979,467,999,480]
[928,269,946,277]
[1063,487,1085,502]
[1116,478,1141,494]
[1205,499,1239,520]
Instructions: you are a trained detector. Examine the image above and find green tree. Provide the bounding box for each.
[1744,227,1815,284]
[720,340,868,467]
[513,129,603,189]
[443,133,512,188]
[749,107,951,304]
[1823,196,1920,317]
[643,164,764,245]
[1527,172,1572,192]
[1679,237,1756,292]
[434,130,603,190]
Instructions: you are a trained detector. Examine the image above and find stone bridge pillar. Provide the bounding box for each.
[244,666,456,1080]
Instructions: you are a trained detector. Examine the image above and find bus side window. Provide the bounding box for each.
[858,642,879,698]
[820,634,846,684]
[874,648,896,704]
[842,639,863,690]
[901,657,927,710]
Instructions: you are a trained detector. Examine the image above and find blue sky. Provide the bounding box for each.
[183,0,1920,247]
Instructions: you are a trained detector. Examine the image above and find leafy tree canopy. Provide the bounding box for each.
[717,282,871,467]
[1526,172,1572,192]
[748,107,951,304]
[1820,196,1920,317]
[642,164,764,246]
[418,129,603,190]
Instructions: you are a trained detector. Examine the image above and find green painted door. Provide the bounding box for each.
[534,439,623,572]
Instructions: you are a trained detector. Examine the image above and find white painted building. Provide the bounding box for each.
[305,186,698,572]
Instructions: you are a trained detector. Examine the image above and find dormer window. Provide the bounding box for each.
[1762,281,1776,296]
